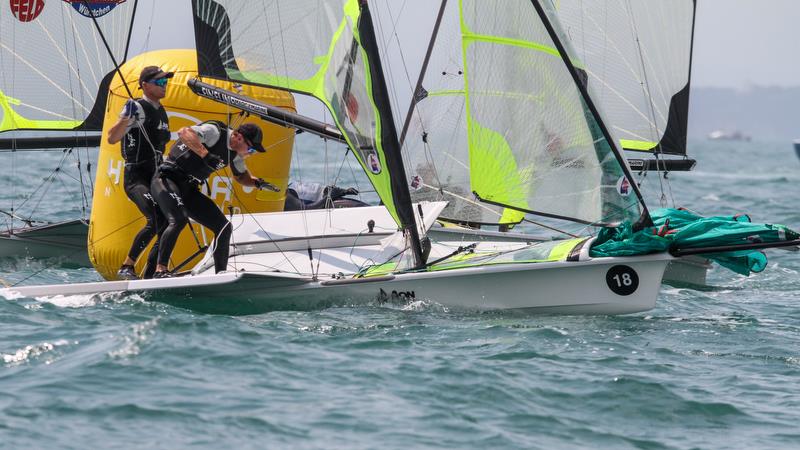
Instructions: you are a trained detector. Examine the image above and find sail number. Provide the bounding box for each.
[605,265,639,296]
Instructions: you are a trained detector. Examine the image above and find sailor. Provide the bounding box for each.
[283,181,359,211]
[149,121,279,278]
[106,66,173,280]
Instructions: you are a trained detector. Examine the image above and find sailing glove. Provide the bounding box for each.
[255,178,280,192]
[325,186,358,200]
[120,99,144,127]
[203,153,226,170]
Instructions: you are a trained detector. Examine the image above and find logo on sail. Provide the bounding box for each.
[616,176,632,197]
[367,153,381,174]
[64,0,125,18]
[10,0,45,22]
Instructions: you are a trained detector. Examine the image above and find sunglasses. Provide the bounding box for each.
[241,135,258,155]
[147,78,168,87]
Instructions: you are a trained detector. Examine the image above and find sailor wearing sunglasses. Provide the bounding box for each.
[107,66,174,280]
[149,120,280,278]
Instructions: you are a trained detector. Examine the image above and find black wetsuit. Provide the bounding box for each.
[150,121,244,273]
[121,99,170,278]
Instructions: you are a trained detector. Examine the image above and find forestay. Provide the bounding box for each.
[0,0,136,132]
[403,0,644,227]
[554,0,696,155]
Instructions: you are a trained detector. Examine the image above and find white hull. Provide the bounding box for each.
[429,223,710,287]
[0,219,90,266]
[0,204,671,315]
[2,254,670,315]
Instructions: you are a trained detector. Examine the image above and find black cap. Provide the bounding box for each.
[139,66,174,87]
[237,123,266,152]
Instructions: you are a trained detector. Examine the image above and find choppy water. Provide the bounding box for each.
[1,138,799,449]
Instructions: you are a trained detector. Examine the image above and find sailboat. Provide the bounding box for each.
[0,0,137,265]
[794,139,800,161]
[3,0,798,315]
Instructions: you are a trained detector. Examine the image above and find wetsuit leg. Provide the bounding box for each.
[123,171,161,263]
[181,189,231,273]
[141,210,166,279]
[150,175,190,268]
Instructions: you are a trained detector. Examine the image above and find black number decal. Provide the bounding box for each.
[606,265,639,296]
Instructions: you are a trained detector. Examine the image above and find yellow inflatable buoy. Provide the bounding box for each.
[89,49,295,280]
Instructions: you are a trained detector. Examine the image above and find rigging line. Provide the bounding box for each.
[23,151,73,221]
[15,149,73,210]
[529,0,652,226]
[73,149,89,218]
[624,0,667,202]
[398,0,448,148]
[273,0,292,93]
[372,0,409,129]
[81,0,132,98]
[221,167,304,276]
[0,44,92,115]
[63,3,101,87]
[580,8,667,125]
[84,1,161,171]
[64,11,84,164]
[40,17,95,102]
[3,214,147,285]
[139,0,155,54]
[123,0,139,61]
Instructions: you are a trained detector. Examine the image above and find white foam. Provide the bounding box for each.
[3,339,69,366]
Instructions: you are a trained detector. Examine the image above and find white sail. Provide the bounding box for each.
[0,0,136,133]
[554,0,696,155]
[403,0,643,227]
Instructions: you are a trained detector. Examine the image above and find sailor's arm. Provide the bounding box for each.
[107,118,129,145]
[176,127,209,158]
[232,160,280,192]
[234,171,258,187]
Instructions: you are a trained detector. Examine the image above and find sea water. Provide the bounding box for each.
[1,138,798,449]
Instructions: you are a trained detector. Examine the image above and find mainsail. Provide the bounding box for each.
[554,0,697,156]
[0,0,136,134]
[402,0,646,227]
[193,0,415,231]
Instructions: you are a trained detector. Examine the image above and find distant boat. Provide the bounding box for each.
[707,130,751,141]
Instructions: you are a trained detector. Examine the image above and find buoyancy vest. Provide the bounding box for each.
[121,99,170,172]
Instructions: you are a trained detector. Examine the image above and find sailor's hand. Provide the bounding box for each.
[203,153,225,170]
[119,99,144,126]
[119,98,144,123]
[325,186,358,200]
[255,178,280,192]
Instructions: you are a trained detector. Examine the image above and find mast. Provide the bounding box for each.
[358,0,426,268]
[398,0,448,148]
[528,0,653,227]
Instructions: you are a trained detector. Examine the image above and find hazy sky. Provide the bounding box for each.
[128,0,800,91]
[692,0,800,88]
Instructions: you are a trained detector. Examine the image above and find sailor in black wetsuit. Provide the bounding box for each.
[149,121,280,278]
[106,66,173,280]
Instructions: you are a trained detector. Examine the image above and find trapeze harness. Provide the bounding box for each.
[151,121,247,273]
